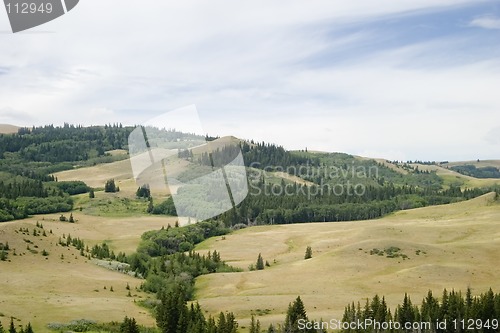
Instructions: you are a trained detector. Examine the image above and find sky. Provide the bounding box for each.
[0,0,499,161]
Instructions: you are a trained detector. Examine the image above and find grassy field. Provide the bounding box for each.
[0,124,20,134]
[2,154,498,332]
[54,152,192,198]
[55,159,137,191]
[410,163,500,189]
[194,193,500,330]
[443,159,500,169]
[0,210,177,332]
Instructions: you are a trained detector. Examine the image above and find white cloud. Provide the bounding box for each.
[0,0,499,160]
[0,107,35,124]
[469,16,500,29]
[485,127,500,145]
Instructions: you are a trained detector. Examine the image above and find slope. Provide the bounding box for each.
[194,193,500,329]
[0,211,178,331]
[0,124,19,134]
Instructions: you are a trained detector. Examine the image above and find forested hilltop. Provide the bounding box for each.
[170,139,496,226]
[1,124,497,223]
[0,124,132,221]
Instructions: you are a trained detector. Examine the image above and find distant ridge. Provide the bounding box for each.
[0,124,20,134]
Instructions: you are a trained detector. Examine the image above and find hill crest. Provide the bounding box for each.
[0,124,19,134]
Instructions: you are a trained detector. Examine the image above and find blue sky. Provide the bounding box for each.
[0,0,499,161]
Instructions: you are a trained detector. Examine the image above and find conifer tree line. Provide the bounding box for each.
[156,286,239,333]
[0,317,34,333]
[0,124,132,162]
[451,165,500,179]
[174,139,497,226]
[341,288,500,333]
[213,183,492,226]
[0,180,47,199]
[155,289,326,333]
[193,141,315,169]
[1,124,497,225]
[0,180,80,222]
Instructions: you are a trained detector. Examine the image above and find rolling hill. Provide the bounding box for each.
[1,125,499,332]
[0,210,178,331]
[0,124,19,134]
[194,193,500,329]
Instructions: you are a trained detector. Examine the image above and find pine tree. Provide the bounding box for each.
[266,324,276,333]
[398,293,414,326]
[304,246,312,259]
[156,287,187,333]
[250,315,261,333]
[120,317,139,333]
[284,296,308,333]
[136,185,151,198]
[256,253,264,270]
[147,199,154,214]
[9,318,15,333]
[24,323,33,333]
[104,179,117,193]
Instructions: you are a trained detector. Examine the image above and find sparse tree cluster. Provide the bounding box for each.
[2,318,35,333]
[136,184,151,198]
[156,286,238,333]
[104,179,119,193]
[119,317,139,333]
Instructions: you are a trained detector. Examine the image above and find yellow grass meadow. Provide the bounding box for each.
[0,212,177,331]
[194,193,500,329]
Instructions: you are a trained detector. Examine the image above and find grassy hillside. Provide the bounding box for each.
[0,212,178,331]
[194,193,500,329]
[409,163,500,189]
[0,124,20,134]
[1,125,499,331]
[443,159,500,169]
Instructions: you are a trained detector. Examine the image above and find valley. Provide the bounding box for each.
[0,125,499,332]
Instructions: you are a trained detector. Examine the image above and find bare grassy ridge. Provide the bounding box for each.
[195,193,500,329]
[0,124,20,134]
